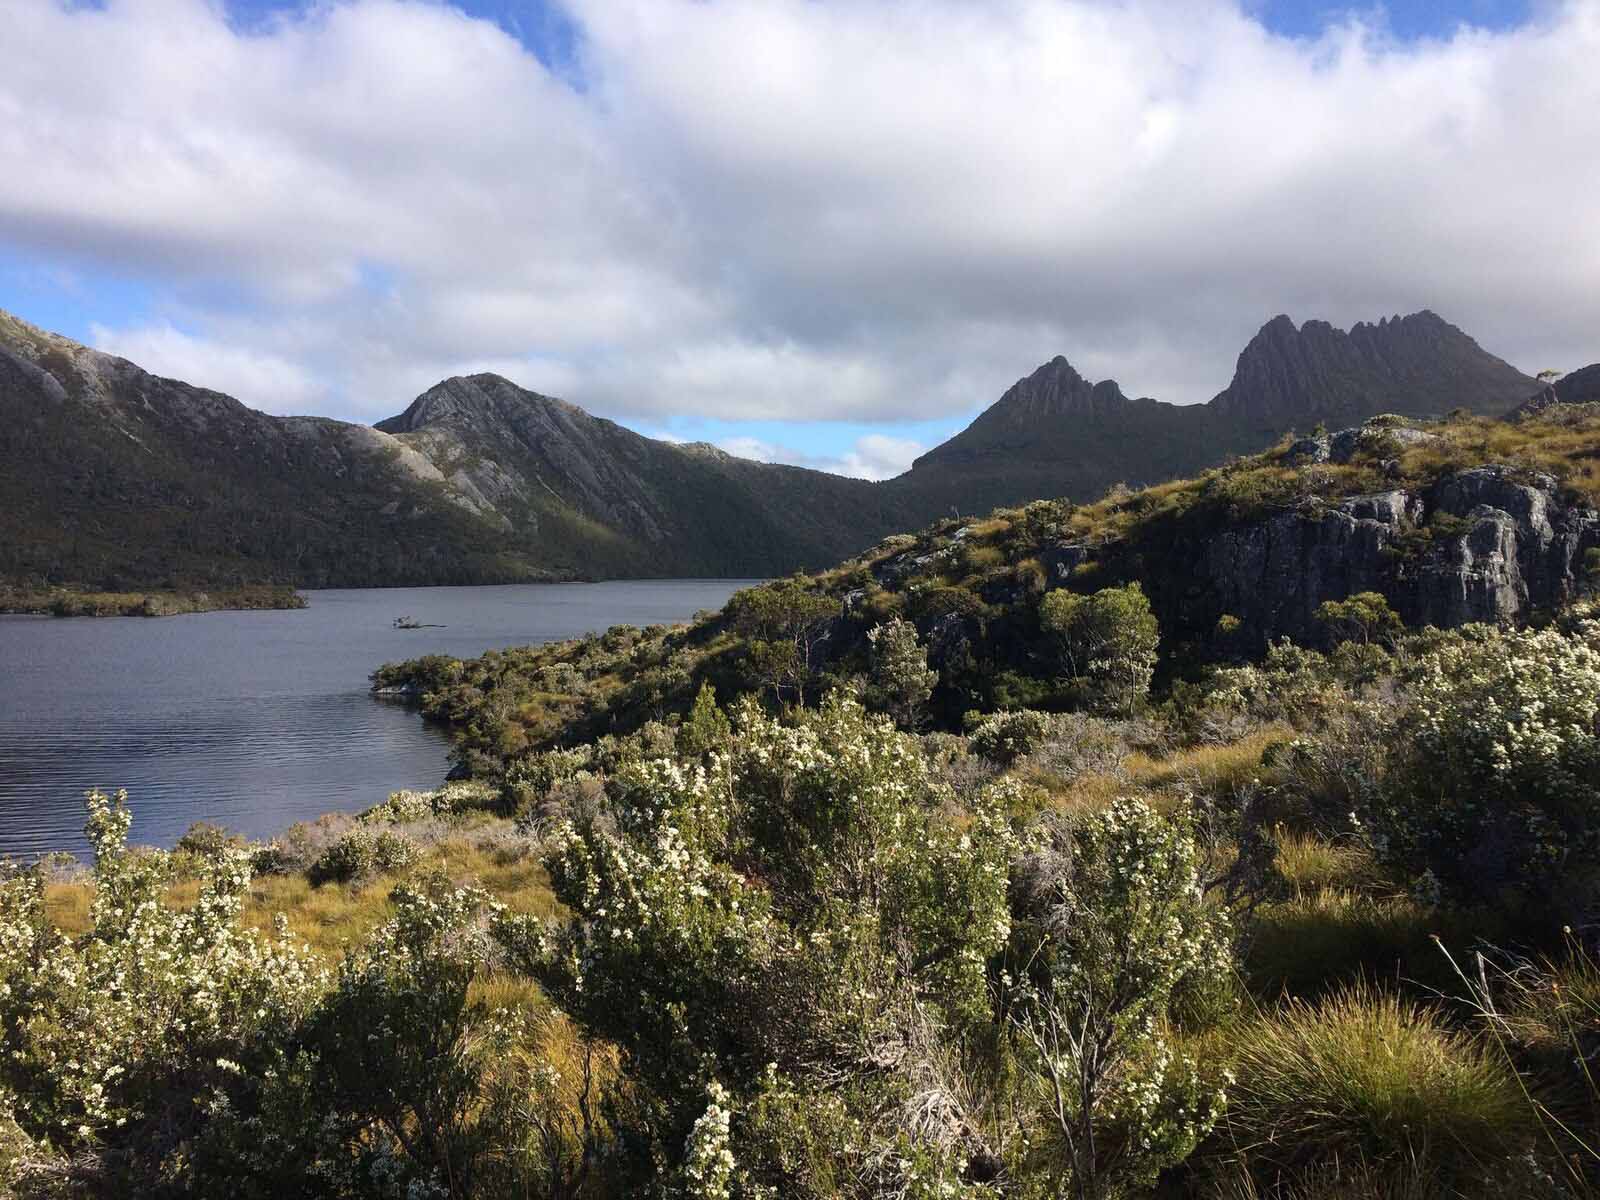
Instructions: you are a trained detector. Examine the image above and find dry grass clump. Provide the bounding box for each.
[1217,984,1537,1186]
[1271,830,1384,895]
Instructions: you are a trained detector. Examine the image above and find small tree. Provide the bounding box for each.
[1008,798,1233,1199]
[866,617,937,729]
[728,576,838,705]
[677,680,732,758]
[1314,591,1402,649]
[1039,583,1160,714]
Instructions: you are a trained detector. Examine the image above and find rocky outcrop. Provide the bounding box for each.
[1283,422,1442,466]
[1184,463,1597,645]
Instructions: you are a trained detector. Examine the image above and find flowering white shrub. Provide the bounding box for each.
[682,1080,737,1200]
[0,790,326,1187]
[1007,797,1233,1196]
[502,695,1017,1197]
[1375,622,1600,901]
[967,708,1054,765]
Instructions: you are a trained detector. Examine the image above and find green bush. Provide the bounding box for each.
[967,708,1054,764]
[1040,582,1159,714]
[308,826,418,885]
[1221,985,1535,1182]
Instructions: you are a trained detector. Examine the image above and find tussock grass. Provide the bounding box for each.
[1217,984,1537,1183]
[1272,831,1384,895]
[41,881,90,936]
[1246,889,1439,996]
[1126,727,1284,793]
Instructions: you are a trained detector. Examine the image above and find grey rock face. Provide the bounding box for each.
[1202,492,1415,642]
[1184,467,1596,645]
[1285,422,1443,467]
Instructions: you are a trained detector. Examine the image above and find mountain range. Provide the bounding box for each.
[0,305,1553,590]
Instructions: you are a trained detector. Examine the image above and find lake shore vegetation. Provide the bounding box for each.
[12,410,1600,1196]
[0,584,308,618]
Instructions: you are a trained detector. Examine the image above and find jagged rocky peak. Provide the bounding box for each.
[987,355,1133,421]
[1211,310,1536,426]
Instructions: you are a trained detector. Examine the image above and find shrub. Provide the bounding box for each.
[500,695,1018,1197]
[1372,623,1600,903]
[1007,798,1234,1196]
[1221,985,1535,1182]
[968,708,1054,764]
[503,746,594,812]
[360,788,435,824]
[676,681,732,758]
[308,826,418,884]
[0,791,326,1187]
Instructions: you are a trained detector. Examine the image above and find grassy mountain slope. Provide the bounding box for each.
[0,312,907,589]
[0,311,545,589]
[375,373,914,577]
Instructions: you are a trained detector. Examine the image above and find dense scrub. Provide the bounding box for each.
[15,409,1600,1196]
[17,604,1600,1196]
[372,404,1600,775]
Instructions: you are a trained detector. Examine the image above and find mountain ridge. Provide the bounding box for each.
[888,310,1538,518]
[0,305,1558,592]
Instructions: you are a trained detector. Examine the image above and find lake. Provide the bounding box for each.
[0,580,753,859]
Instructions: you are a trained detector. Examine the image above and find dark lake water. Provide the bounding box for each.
[0,580,752,859]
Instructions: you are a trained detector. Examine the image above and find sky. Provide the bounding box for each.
[1,0,1592,479]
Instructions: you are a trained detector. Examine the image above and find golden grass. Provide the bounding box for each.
[39,823,560,966]
[1125,728,1287,792]
[42,881,91,937]
[965,516,1010,540]
[1034,769,1126,814]
[960,544,1006,570]
[1273,830,1383,895]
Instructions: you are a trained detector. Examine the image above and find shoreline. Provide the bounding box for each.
[0,583,309,618]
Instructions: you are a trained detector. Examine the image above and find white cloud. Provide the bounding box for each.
[4,0,1600,447]
[88,322,327,415]
[715,432,927,480]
